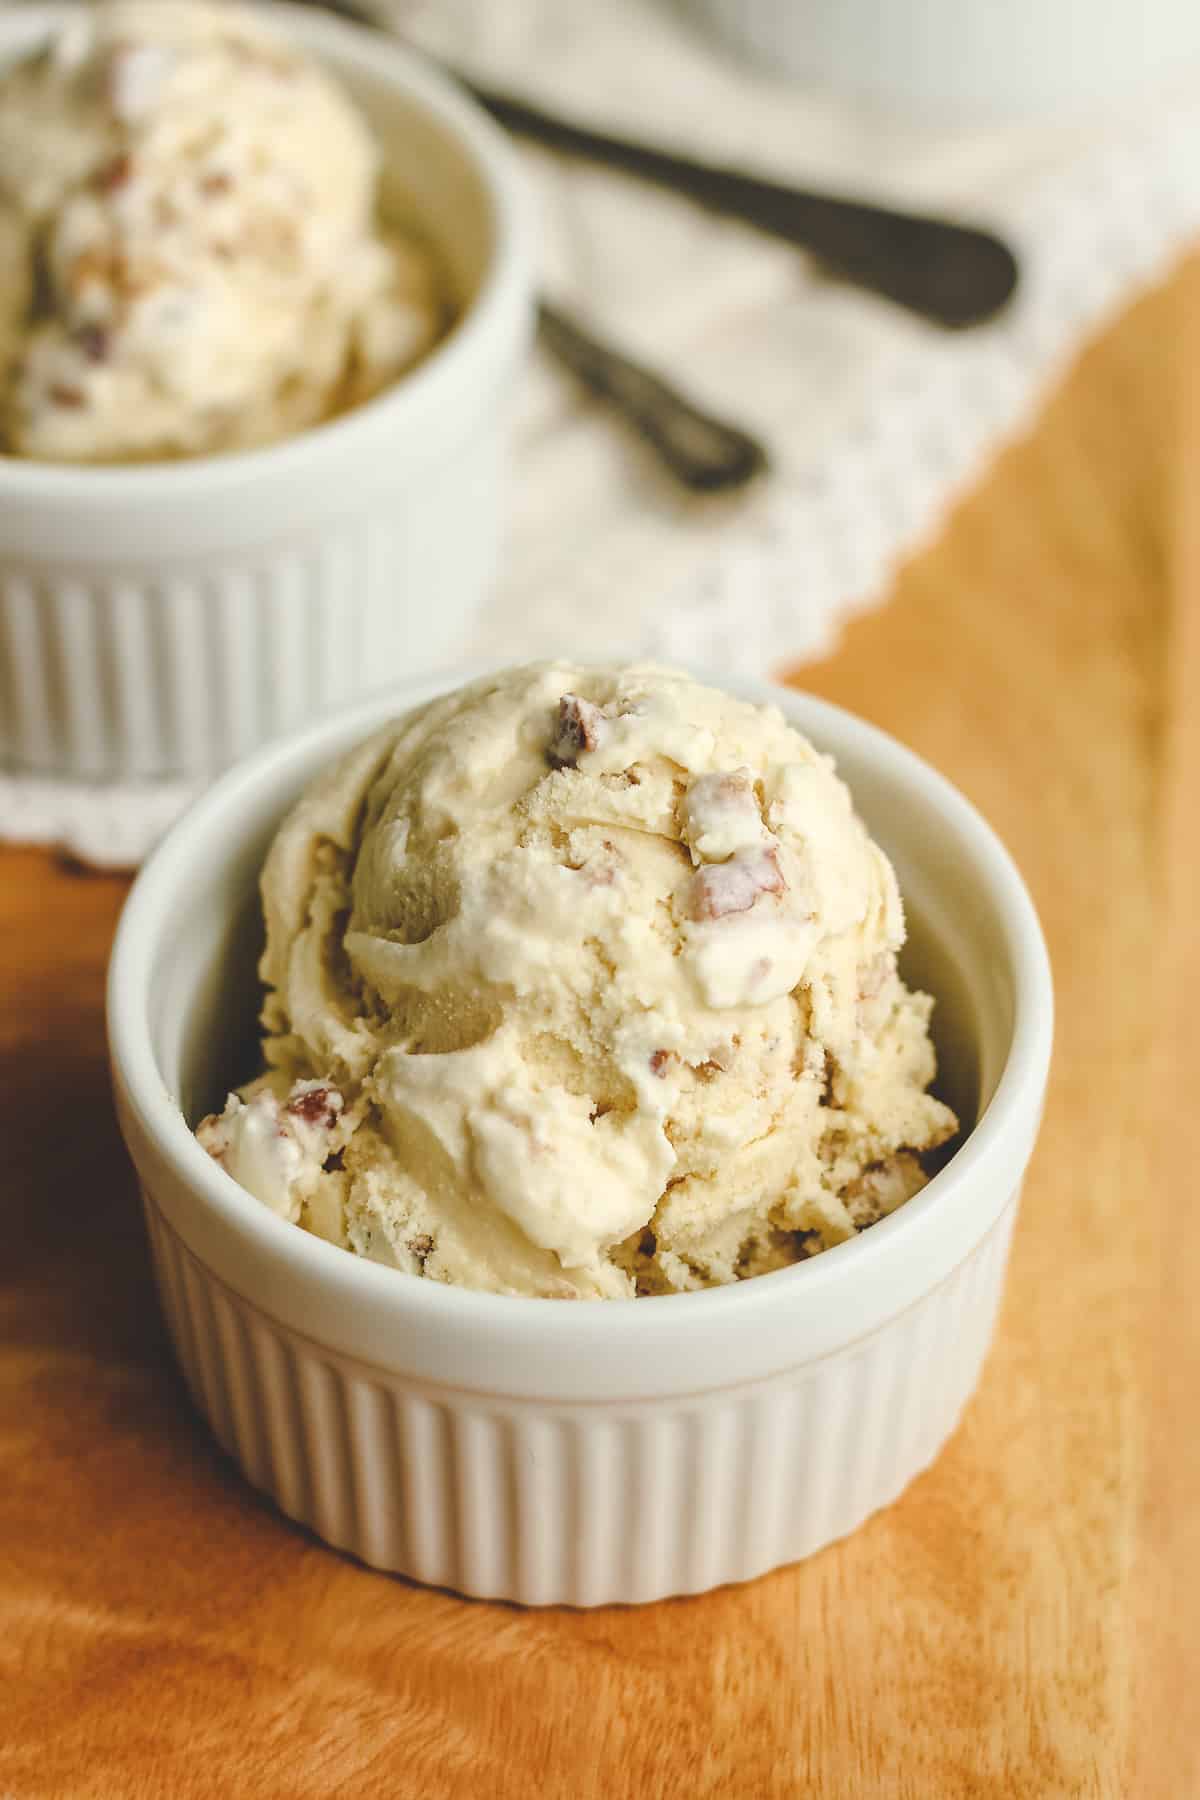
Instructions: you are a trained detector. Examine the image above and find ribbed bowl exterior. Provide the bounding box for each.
[110,674,1053,1606]
[0,435,501,779]
[143,1187,1019,1607]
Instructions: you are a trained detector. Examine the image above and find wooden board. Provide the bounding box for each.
[3,259,1196,1799]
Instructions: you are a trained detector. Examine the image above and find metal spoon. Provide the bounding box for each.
[460,89,1018,332]
[537,302,768,493]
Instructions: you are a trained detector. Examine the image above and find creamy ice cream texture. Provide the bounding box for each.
[0,0,448,462]
[198,664,958,1298]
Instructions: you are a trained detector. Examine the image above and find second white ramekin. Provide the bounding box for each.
[675,0,1200,119]
[108,668,1053,1606]
[0,5,531,780]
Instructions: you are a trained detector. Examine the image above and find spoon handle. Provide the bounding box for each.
[473,89,1017,330]
[538,302,769,493]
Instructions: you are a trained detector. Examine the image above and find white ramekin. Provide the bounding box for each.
[675,0,1200,119]
[107,667,1053,1607]
[0,5,531,781]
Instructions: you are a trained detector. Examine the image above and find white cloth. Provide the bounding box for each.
[5,0,1200,864]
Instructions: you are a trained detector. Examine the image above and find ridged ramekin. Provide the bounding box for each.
[0,5,531,781]
[107,668,1053,1606]
[674,0,1200,118]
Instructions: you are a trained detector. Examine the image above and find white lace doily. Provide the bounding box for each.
[5,0,1200,866]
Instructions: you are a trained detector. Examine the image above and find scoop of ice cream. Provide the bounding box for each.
[197,664,958,1298]
[0,0,447,462]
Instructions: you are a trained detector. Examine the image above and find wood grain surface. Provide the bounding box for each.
[3,261,1197,1798]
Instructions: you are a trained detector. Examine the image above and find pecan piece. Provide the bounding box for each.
[75,325,111,365]
[94,151,133,193]
[286,1083,343,1130]
[842,1154,926,1228]
[549,693,608,766]
[687,846,785,922]
[408,1233,434,1269]
[66,248,118,301]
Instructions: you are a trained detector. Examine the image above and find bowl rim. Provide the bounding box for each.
[0,0,529,499]
[107,662,1055,1350]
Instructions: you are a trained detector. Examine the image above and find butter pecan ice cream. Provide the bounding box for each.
[0,0,449,462]
[197,664,958,1298]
